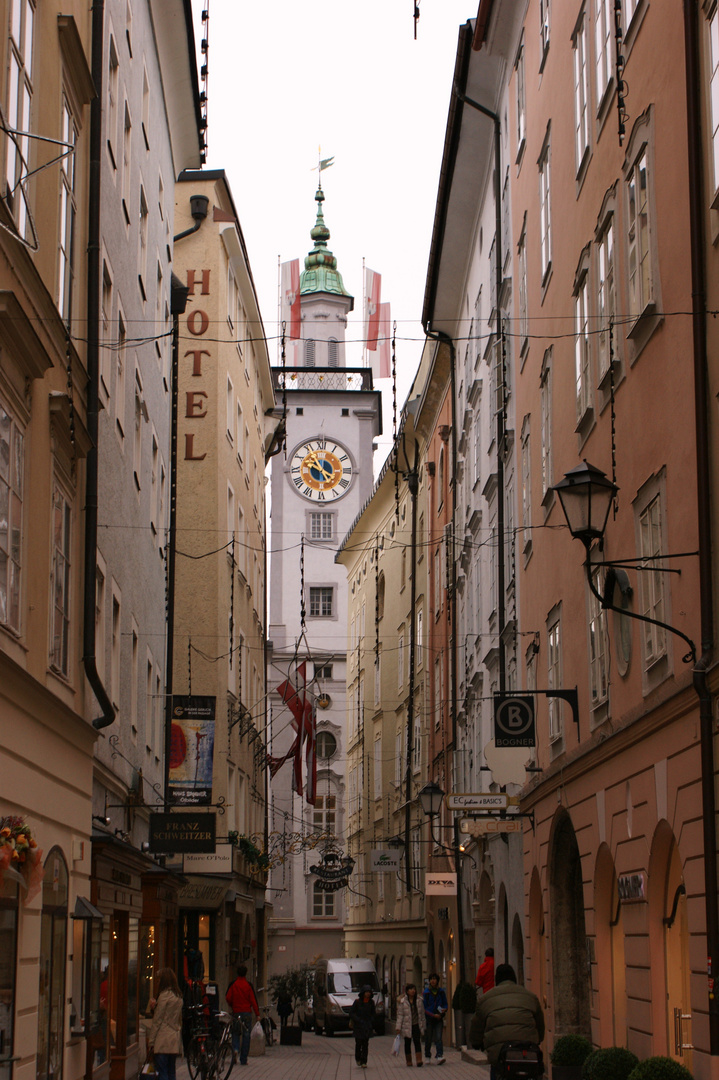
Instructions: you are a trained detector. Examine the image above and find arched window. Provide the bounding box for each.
[37,847,69,1080]
[328,338,339,367]
[305,339,316,367]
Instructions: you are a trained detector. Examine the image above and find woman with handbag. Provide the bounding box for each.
[148,969,184,1080]
[396,984,426,1067]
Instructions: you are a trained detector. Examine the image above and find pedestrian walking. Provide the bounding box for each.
[422,973,448,1064]
[469,963,544,1080]
[226,964,259,1065]
[475,948,495,995]
[396,983,426,1067]
[349,984,376,1068]
[148,969,184,1080]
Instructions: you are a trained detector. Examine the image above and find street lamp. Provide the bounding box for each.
[552,461,696,664]
[418,781,445,821]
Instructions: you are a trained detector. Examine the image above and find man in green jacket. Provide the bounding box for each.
[469,964,544,1080]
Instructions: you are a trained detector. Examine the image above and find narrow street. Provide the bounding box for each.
[175,1033,489,1080]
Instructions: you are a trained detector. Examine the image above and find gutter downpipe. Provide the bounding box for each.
[85,0,115,730]
[403,436,420,896]
[684,0,719,1053]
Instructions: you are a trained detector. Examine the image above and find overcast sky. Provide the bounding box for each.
[191,1,476,461]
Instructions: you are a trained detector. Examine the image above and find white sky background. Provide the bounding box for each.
[192,0,477,466]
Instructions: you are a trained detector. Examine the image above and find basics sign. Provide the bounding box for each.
[149,813,216,854]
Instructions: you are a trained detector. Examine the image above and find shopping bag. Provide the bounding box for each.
[391,1034,401,1057]
[251,1021,264,1040]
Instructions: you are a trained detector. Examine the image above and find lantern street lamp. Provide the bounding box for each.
[418,781,445,820]
[552,462,696,664]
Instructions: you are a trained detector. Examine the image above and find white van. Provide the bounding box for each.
[313,958,385,1036]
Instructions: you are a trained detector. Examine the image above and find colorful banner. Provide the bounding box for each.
[168,696,216,805]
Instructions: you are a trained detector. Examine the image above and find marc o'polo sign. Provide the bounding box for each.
[149,813,216,854]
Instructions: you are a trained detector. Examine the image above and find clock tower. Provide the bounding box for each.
[267,184,382,970]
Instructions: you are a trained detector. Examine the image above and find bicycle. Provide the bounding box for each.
[186,1007,234,1080]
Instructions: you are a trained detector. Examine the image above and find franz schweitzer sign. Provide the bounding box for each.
[149,813,216,854]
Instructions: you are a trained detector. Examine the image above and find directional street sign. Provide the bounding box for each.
[447,793,520,811]
[459,817,523,836]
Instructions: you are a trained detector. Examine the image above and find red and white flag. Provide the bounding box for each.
[304,697,317,805]
[281,259,301,340]
[371,303,391,379]
[276,662,306,795]
[364,268,381,350]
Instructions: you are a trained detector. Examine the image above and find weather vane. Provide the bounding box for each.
[312,146,334,189]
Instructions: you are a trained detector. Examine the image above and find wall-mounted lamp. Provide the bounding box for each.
[92,814,111,826]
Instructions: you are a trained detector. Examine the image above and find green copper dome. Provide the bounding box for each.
[300,185,353,305]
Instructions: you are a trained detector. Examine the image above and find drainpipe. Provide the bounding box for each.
[403,436,420,895]
[84,0,114,730]
[173,194,210,243]
[424,327,465,986]
[683,0,719,1053]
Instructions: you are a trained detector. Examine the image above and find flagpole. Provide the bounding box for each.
[362,256,366,369]
[276,254,281,365]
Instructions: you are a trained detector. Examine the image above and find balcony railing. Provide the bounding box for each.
[271,366,374,392]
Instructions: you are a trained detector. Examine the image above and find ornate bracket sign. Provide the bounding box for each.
[149,812,216,854]
[309,851,355,891]
[493,694,536,747]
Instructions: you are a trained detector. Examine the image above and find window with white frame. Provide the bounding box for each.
[145,653,153,751]
[588,567,608,707]
[150,432,158,533]
[0,402,24,633]
[116,309,126,436]
[709,9,719,195]
[596,213,616,377]
[226,376,233,441]
[434,656,441,729]
[131,620,139,737]
[101,260,113,394]
[518,222,528,351]
[50,482,72,676]
[521,418,531,548]
[58,96,77,322]
[328,338,338,367]
[626,147,652,317]
[433,548,440,614]
[374,653,381,705]
[539,132,552,280]
[416,607,423,667]
[6,0,35,236]
[573,9,590,174]
[304,339,315,367]
[236,402,243,463]
[595,0,612,105]
[574,263,591,421]
[313,881,335,917]
[412,832,421,893]
[107,34,119,166]
[547,613,562,740]
[313,792,336,835]
[398,631,405,689]
[121,100,131,219]
[310,511,333,540]
[309,586,333,617]
[539,0,550,67]
[227,483,235,547]
[516,35,526,160]
[349,765,358,816]
[141,64,150,147]
[138,185,148,295]
[489,519,497,612]
[413,705,421,772]
[395,729,403,785]
[133,376,142,489]
[540,351,552,497]
[505,476,515,587]
[111,586,121,709]
[638,493,667,664]
[374,737,382,800]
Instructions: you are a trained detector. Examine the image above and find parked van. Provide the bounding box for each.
[313,959,385,1036]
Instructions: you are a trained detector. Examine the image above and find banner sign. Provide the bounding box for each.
[493,694,536,748]
[425,872,457,896]
[309,853,355,892]
[459,818,522,836]
[370,849,401,872]
[618,872,646,903]
[168,696,216,805]
[184,843,233,874]
[447,793,520,811]
[149,812,216,854]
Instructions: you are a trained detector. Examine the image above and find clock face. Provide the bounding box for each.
[290,439,353,501]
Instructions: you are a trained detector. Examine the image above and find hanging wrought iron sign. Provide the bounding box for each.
[309,851,355,892]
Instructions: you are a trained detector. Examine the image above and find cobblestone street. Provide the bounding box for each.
[175,1032,490,1080]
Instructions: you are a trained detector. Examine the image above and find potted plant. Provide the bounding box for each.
[451,982,477,1047]
[269,966,311,1046]
[626,1058,694,1080]
[550,1034,593,1080]
[582,1047,638,1080]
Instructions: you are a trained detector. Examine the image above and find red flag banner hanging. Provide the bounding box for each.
[364,268,381,350]
[304,697,317,805]
[372,303,391,379]
[267,735,300,778]
[281,259,301,340]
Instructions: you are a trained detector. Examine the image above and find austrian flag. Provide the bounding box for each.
[364,268,381,350]
[281,259,301,340]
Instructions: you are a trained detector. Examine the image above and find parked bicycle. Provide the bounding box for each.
[185,1006,235,1080]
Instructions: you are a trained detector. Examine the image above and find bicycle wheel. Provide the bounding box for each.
[213,1036,233,1080]
[186,1037,202,1080]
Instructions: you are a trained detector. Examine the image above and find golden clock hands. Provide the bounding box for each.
[305,452,334,480]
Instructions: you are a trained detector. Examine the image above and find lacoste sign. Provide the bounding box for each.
[370,849,400,872]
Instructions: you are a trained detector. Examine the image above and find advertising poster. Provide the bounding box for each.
[168,696,216,805]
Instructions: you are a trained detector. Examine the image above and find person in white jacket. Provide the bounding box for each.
[395,984,426,1067]
[148,969,184,1080]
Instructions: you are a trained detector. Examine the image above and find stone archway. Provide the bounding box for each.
[594,843,626,1047]
[549,812,591,1036]
[427,930,436,976]
[528,867,545,1004]
[511,913,525,985]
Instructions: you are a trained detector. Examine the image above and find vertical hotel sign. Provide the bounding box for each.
[169,696,216,805]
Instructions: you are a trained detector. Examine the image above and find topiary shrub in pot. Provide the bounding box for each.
[550,1034,594,1080]
[582,1046,639,1080]
[626,1057,694,1080]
